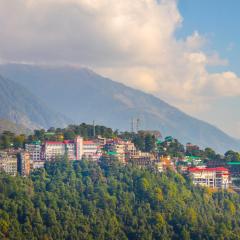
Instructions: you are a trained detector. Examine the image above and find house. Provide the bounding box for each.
[188,167,230,189]
[42,136,83,161]
[25,141,42,162]
[83,140,102,161]
[105,139,126,163]
[17,151,31,176]
[0,151,18,176]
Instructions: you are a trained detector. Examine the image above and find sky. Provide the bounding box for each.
[0,0,240,138]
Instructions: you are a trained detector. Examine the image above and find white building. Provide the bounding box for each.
[0,151,18,176]
[25,141,42,162]
[43,136,83,161]
[188,167,230,189]
[105,139,126,163]
[32,160,45,169]
[83,140,102,161]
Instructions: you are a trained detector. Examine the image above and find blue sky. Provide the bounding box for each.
[176,0,240,138]
[178,0,240,75]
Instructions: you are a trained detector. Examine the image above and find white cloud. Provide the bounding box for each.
[0,0,240,117]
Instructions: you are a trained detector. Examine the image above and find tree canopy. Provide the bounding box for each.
[0,159,240,239]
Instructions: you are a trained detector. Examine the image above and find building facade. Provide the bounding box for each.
[17,151,31,176]
[0,151,18,176]
[43,136,83,161]
[25,141,42,162]
[83,140,102,161]
[188,167,230,189]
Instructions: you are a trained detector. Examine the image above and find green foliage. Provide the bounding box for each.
[225,150,240,162]
[0,160,240,239]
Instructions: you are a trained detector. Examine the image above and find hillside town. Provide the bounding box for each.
[1,126,240,192]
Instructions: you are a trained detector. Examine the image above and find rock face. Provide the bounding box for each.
[0,74,68,130]
[0,119,32,135]
[0,63,239,153]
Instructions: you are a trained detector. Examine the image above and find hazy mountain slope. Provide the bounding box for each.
[0,63,239,153]
[0,119,31,135]
[0,74,68,130]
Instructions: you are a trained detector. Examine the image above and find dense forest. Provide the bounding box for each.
[1,159,240,239]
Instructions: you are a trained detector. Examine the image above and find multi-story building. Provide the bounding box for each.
[17,151,31,176]
[83,140,102,161]
[105,139,126,163]
[0,151,18,176]
[188,167,230,189]
[124,141,137,161]
[96,136,107,148]
[130,152,156,167]
[43,136,83,161]
[32,160,45,169]
[25,141,42,162]
[155,155,175,172]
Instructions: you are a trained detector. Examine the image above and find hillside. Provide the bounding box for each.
[0,119,31,135]
[0,64,239,153]
[0,160,240,239]
[0,75,68,130]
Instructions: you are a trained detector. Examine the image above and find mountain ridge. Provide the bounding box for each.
[0,74,68,130]
[0,63,239,153]
[0,118,32,135]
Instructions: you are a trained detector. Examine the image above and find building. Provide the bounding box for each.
[186,143,200,153]
[83,140,102,161]
[96,136,107,148]
[32,160,45,169]
[43,136,83,161]
[105,139,126,163]
[188,167,230,189]
[155,155,175,172]
[0,151,18,176]
[124,141,137,161]
[25,141,42,162]
[129,152,156,167]
[17,151,31,176]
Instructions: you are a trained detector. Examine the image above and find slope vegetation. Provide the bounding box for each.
[0,160,240,239]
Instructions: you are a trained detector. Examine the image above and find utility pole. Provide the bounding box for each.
[93,120,96,137]
[136,118,140,132]
[131,118,134,133]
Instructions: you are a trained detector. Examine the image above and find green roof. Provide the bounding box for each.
[227,162,240,165]
[45,132,55,136]
[107,151,117,155]
[186,156,201,160]
[32,140,41,145]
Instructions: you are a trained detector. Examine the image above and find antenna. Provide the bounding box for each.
[131,118,134,133]
[93,120,96,137]
[136,118,140,132]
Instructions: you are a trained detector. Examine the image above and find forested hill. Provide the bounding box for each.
[1,160,240,239]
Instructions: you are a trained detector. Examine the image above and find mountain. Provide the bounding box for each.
[0,74,68,130]
[0,63,239,153]
[0,118,31,135]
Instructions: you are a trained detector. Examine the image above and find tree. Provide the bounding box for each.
[224,150,240,162]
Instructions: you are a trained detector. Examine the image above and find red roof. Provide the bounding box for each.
[83,140,96,145]
[188,167,229,173]
[45,141,64,145]
[63,140,74,144]
[46,140,74,145]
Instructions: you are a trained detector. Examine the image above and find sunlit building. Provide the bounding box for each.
[188,167,230,189]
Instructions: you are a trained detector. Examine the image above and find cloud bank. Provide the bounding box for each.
[0,0,240,130]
